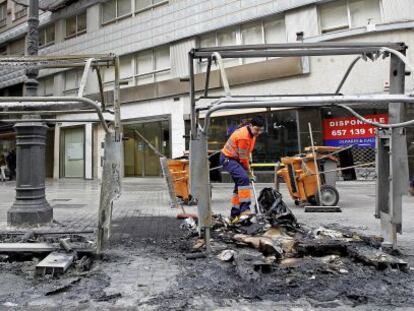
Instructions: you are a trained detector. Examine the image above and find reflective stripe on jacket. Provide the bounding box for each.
[221,126,256,170]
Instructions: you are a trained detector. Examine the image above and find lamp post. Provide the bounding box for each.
[7,0,53,226]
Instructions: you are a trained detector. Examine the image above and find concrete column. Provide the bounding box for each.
[171,98,185,158]
[7,119,53,226]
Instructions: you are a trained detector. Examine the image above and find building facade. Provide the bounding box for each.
[0,0,413,179]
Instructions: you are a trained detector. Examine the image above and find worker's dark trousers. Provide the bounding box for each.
[220,153,251,216]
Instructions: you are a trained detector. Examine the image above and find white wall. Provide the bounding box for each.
[381,0,414,23]
[285,5,319,41]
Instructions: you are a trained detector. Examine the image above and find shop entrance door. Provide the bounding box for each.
[60,127,85,178]
[123,119,170,177]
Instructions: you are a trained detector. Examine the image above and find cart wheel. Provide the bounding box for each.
[307,196,318,206]
[317,185,339,206]
[294,199,300,206]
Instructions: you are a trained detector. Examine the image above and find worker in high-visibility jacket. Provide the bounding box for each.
[220,116,265,222]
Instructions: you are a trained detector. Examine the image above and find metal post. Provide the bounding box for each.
[7,0,53,226]
[24,0,39,96]
[7,116,53,226]
[308,123,322,205]
[377,53,409,249]
[191,130,212,251]
[189,52,196,140]
[274,163,280,191]
[97,132,122,253]
[189,51,198,197]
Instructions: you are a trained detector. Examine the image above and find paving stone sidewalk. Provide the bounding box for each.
[1,178,414,250]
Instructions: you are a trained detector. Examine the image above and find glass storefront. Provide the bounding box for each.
[0,129,16,181]
[1,126,54,178]
[0,132,16,157]
[123,119,170,177]
[208,110,299,168]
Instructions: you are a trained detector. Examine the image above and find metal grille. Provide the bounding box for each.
[352,147,376,180]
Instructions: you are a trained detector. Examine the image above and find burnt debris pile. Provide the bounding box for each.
[0,230,95,277]
[184,188,409,274]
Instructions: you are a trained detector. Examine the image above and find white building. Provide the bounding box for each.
[0,0,413,180]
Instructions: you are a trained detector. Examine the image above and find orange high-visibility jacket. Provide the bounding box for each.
[221,126,256,170]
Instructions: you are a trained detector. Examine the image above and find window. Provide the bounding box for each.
[241,21,263,45]
[241,21,263,64]
[102,0,131,24]
[135,0,167,13]
[65,12,87,38]
[241,18,287,62]
[199,27,239,69]
[199,16,286,68]
[217,28,237,47]
[9,38,25,56]
[0,3,6,28]
[135,46,170,85]
[64,70,83,94]
[39,24,55,47]
[13,3,27,20]
[319,0,381,33]
[102,55,133,90]
[264,19,286,44]
[39,77,54,96]
[349,0,381,28]
[0,46,6,55]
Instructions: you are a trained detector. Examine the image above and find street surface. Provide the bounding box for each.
[0,178,414,310]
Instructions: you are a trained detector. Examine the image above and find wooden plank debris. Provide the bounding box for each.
[0,230,94,236]
[0,243,95,254]
[0,243,56,252]
[36,252,75,275]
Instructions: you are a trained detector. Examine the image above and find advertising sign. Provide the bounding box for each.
[323,114,388,148]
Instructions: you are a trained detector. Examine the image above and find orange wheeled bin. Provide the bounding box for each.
[167,159,192,204]
[277,147,340,206]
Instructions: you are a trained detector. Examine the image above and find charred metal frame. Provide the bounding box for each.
[0,54,122,254]
[188,42,413,250]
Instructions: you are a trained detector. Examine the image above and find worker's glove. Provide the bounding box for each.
[247,170,256,182]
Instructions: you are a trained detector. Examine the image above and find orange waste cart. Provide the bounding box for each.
[277,147,340,206]
[167,159,191,204]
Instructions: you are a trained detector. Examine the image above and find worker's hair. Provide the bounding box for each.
[251,115,265,127]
